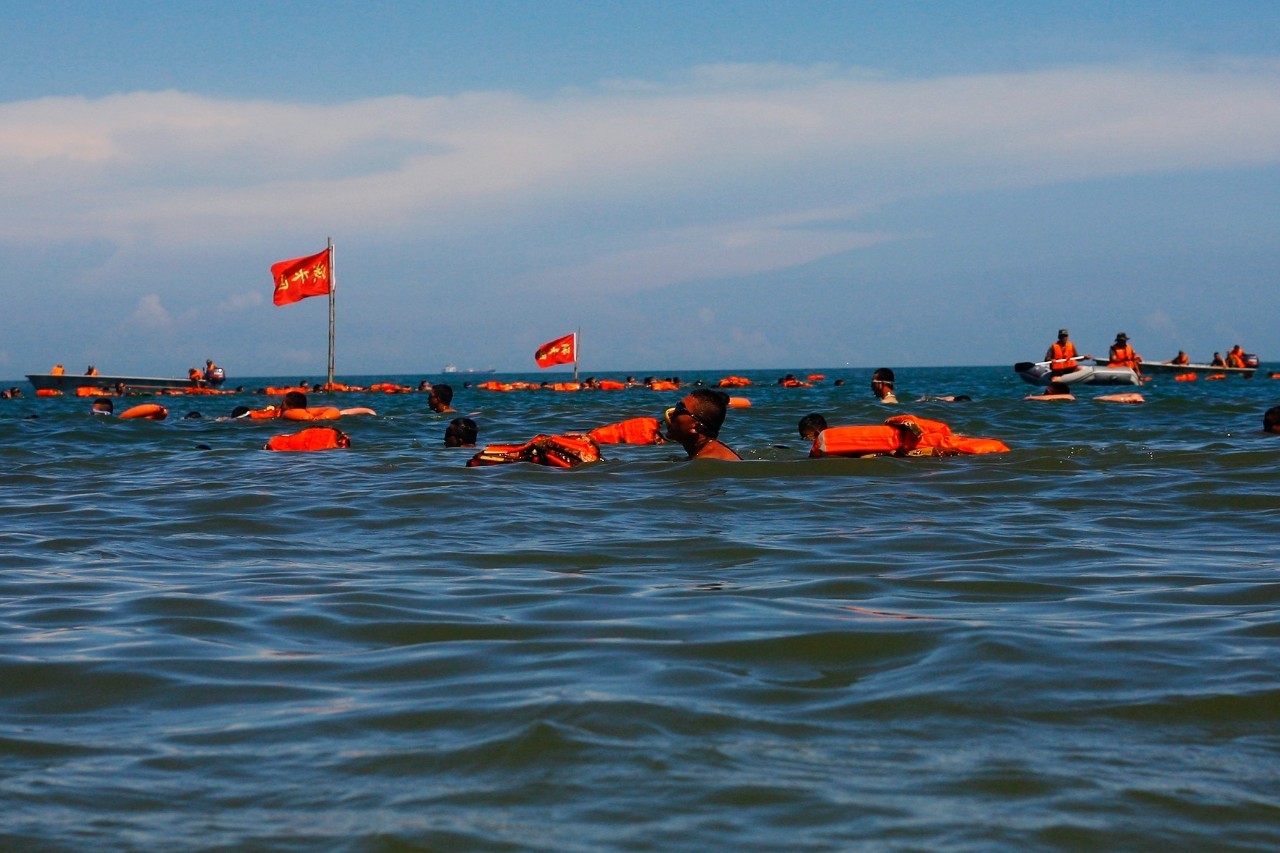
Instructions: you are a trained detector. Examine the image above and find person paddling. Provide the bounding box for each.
[1046,329,1091,378]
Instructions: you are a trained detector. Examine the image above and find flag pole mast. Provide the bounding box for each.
[574,327,580,383]
[326,237,336,389]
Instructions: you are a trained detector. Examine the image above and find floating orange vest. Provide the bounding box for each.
[119,403,168,420]
[467,434,601,468]
[281,406,342,421]
[813,415,1008,457]
[588,417,663,445]
[597,380,626,391]
[265,427,350,451]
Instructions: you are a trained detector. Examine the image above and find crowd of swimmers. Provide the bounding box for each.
[10,351,1280,452]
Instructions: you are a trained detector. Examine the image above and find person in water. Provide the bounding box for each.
[428,384,456,413]
[444,417,478,448]
[91,397,114,415]
[1263,406,1280,434]
[1045,329,1090,377]
[798,413,828,442]
[665,388,741,460]
[1107,332,1142,373]
[871,368,899,404]
[1026,381,1075,401]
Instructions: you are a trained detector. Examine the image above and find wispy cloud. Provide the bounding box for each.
[2,61,1278,295]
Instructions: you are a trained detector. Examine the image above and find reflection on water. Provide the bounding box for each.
[1,366,1278,849]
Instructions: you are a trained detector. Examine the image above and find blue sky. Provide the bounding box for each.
[2,1,1278,377]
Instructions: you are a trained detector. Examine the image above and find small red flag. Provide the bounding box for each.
[271,248,331,306]
[535,333,576,368]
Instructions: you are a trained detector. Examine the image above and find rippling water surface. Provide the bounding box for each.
[2,366,1278,850]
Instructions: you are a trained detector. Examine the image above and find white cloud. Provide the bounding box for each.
[127,294,174,330]
[1,60,1279,295]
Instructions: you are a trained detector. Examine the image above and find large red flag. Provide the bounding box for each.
[535,333,576,368]
[271,248,331,306]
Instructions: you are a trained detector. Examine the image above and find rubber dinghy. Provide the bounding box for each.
[1014,361,1140,386]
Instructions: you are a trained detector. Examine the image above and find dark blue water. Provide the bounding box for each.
[2,366,1278,850]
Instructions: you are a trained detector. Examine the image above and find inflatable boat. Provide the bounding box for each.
[1014,361,1141,386]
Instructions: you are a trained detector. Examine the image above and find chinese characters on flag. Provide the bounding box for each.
[534,333,576,368]
[271,248,331,306]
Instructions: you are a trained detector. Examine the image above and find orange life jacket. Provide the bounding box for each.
[1175,373,1197,382]
[588,417,663,445]
[728,397,751,408]
[281,406,342,421]
[648,381,680,391]
[814,415,1008,458]
[36,388,63,397]
[596,380,626,391]
[1226,350,1245,368]
[248,406,280,419]
[717,376,751,388]
[51,365,65,375]
[265,426,350,451]
[1108,344,1138,369]
[1050,342,1077,371]
[467,434,601,468]
[119,403,168,420]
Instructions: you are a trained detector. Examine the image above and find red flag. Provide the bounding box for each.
[271,248,331,306]
[535,333,576,368]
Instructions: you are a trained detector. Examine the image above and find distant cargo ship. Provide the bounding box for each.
[442,364,496,374]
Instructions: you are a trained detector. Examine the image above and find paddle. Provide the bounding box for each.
[1014,355,1097,372]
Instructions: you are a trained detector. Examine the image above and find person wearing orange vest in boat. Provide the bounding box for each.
[664,388,741,460]
[187,367,204,384]
[1045,329,1091,378]
[85,365,98,376]
[1107,332,1142,374]
[51,364,65,375]
[1171,350,1190,366]
[1226,345,1246,368]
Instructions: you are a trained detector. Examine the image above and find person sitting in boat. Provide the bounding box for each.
[85,365,98,376]
[444,417,479,448]
[1226,345,1247,368]
[1107,333,1142,373]
[1263,406,1280,435]
[51,364,64,375]
[187,367,205,385]
[1171,350,1190,366]
[1045,329,1092,377]
[203,359,225,383]
[1210,352,1226,367]
[664,389,741,460]
[871,368,899,404]
[428,384,456,413]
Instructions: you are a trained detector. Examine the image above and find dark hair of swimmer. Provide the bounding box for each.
[1264,406,1280,434]
[872,367,895,387]
[444,417,478,447]
[432,384,453,405]
[92,396,114,415]
[282,391,307,410]
[230,405,251,419]
[686,388,730,439]
[798,413,828,441]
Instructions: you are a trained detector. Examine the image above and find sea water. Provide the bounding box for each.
[1,366,1278,851]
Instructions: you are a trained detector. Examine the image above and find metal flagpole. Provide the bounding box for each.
[573,327,579,383]
[327,237,336,389]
